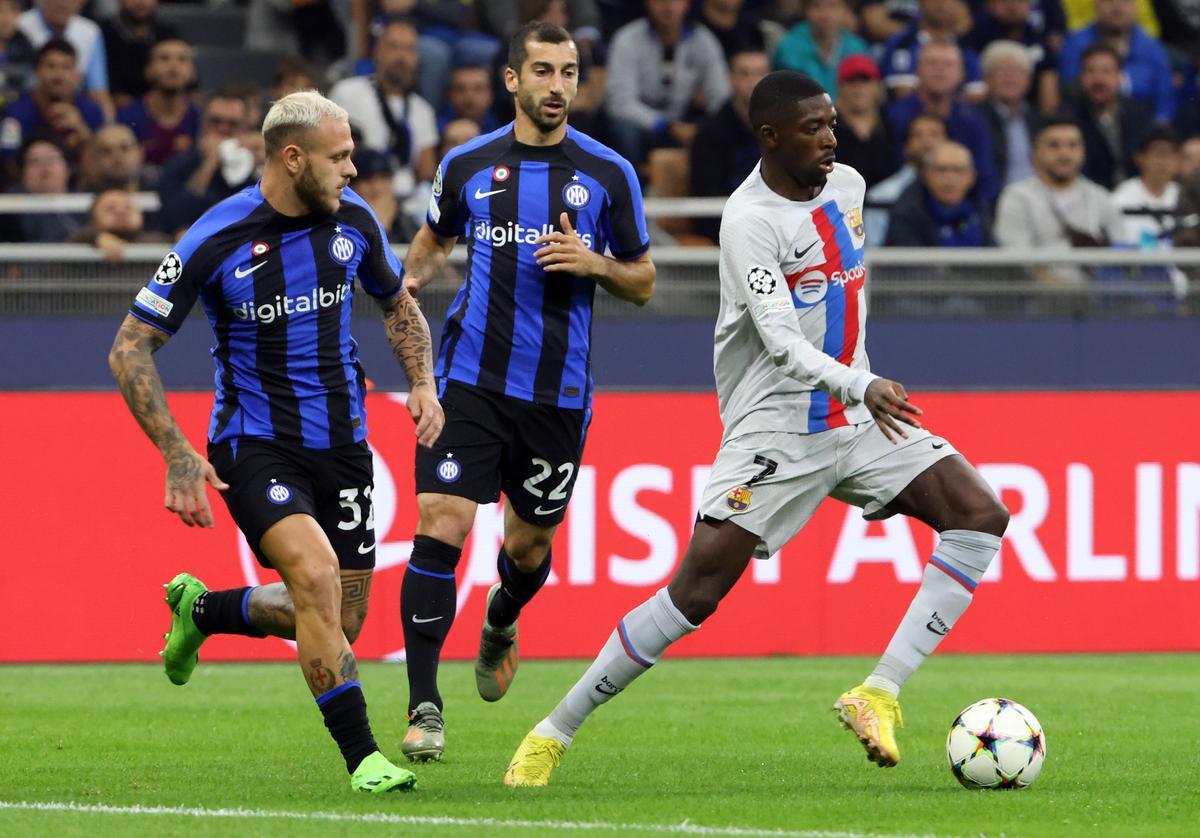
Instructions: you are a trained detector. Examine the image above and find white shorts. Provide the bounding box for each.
[698,422,958,558]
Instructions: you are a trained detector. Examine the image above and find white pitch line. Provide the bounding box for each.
[0,800,949,838]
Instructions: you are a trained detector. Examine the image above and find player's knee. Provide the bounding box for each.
[288,559,341,612]
[964,497,1009,537]
[504,532,553,571]
[417,495,475,546]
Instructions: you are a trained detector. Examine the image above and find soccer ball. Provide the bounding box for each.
[946,698,1045,790]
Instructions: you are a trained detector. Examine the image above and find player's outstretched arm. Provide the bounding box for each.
[379,289,444,448]
[108,314,228,527]
[535,212,655,305]
[400,224,457,297]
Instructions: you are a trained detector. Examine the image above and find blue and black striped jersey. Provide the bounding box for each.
[427,123,649,411]
[129,183,403,449]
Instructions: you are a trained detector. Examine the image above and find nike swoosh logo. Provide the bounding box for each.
[411,615,444,624]
[926,621,949,636]
[793,241,820,262]
[533,504,565,515]
[932,442,945,450]
[474,187,506,199]
[234,261,267,278]
[357,541,375,554]
[595,684,620,695]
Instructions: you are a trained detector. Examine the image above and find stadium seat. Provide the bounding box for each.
[157,4,248,47]
[194,46,284,94]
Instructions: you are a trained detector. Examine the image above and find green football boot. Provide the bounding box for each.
[160,572,209,685]
[350,751,418,793]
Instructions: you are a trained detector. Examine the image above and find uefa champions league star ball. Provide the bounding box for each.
[946,698,1046,789]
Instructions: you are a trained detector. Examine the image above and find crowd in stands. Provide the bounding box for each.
[1,0,1199,280]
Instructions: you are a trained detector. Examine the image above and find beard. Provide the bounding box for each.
[295,163,338,215]
[517,88,568,134]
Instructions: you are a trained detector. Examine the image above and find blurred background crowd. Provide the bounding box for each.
[1,0,1199,265]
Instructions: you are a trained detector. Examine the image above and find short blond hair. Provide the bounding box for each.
[262,90,349,155]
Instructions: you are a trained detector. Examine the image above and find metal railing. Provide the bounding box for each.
[1,244,1197,320]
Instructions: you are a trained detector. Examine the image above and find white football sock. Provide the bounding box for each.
[539,588,697,746]
[869,529,1000,695]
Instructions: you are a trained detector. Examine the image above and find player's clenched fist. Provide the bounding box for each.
[865,378,924,443]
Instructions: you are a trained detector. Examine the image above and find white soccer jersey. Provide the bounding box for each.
[714,162,877,442]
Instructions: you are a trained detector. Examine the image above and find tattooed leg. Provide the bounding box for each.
[244,568,372,642]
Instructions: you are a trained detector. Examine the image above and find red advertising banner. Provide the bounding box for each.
[1,391,1197,662]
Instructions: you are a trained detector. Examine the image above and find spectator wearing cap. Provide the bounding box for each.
[18,0,113,120]
[832,54,896,189]
[1065,42,1153,190]
[772,0,870,99]
[965,0,1062,114]
[867,113,948,243]
[100,0,182,110]
[879,0,987,102]
[0,39,106,177]
[886,39,1000,204]
[1059,0,1175,122]
[689,47,769,242]
[979,40,1043,188]
[885,140,993,247]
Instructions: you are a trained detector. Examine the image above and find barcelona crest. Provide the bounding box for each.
[845,207,864,239]
[726,486,753,511]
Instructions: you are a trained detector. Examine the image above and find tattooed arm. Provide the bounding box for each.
[108,313,228,527]
[400,224,456,296]
[379,288,444,448]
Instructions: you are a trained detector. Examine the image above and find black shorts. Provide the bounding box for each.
[208,438,376,570]
[414,381,587,526]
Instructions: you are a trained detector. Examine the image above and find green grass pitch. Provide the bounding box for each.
[2,655,1197,837]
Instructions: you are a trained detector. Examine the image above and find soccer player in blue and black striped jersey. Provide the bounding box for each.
[395,21,655,762]
[108,91,444,794]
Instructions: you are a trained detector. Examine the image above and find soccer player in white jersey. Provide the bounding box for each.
[502,71,1010,786]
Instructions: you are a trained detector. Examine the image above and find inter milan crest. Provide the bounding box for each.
[265,480,293,505]
[562,180,591,209]
[726,486,752,511]
[154,251,183,285]
[437,455,462,483]
[328,231,355,264]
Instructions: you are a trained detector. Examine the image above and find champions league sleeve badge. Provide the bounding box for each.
[154,251,183,285]
[746,266,776,296]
